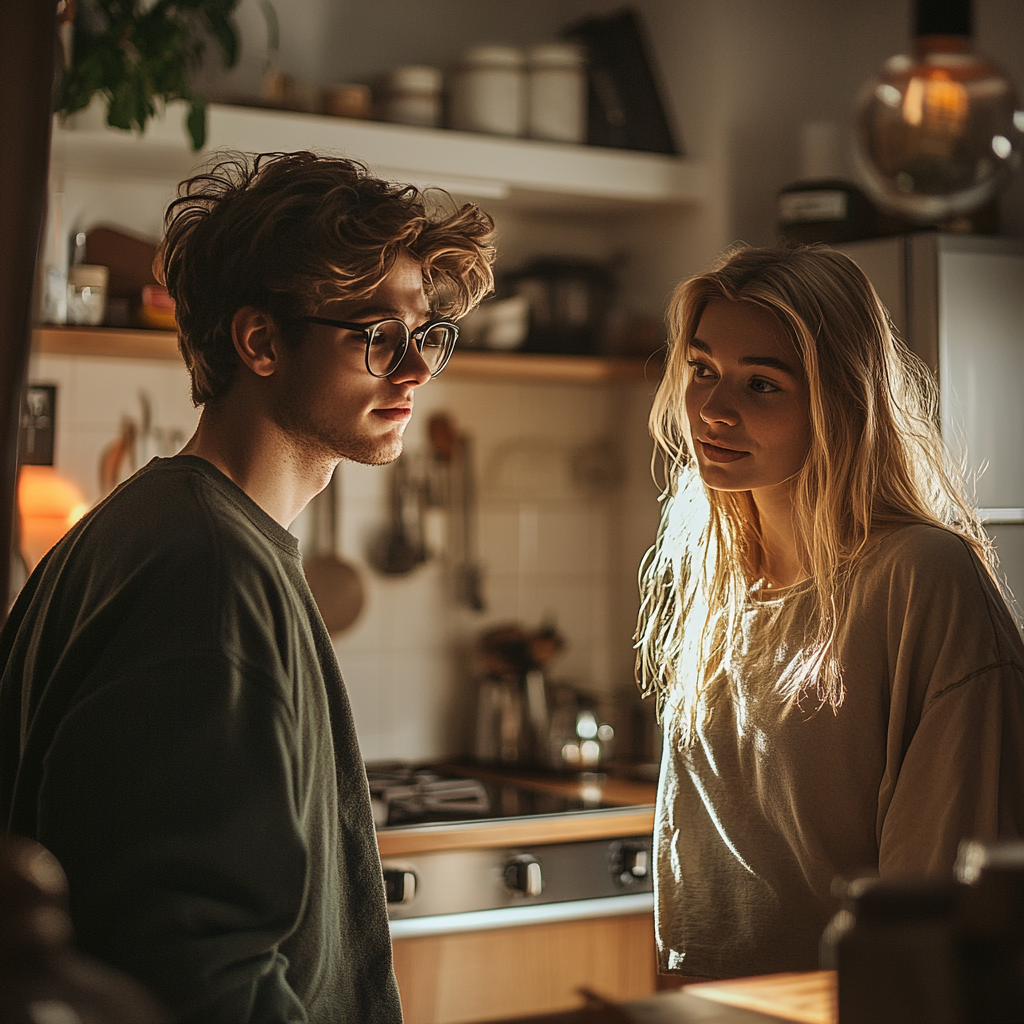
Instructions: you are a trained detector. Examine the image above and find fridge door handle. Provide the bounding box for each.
[978,509,1024,525]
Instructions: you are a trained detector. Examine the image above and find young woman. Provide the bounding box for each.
[635,245,1024,981]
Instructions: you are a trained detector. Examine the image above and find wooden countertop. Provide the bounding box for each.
[484,972,838,1023]
[682,971,837,1024]
[375,764,656,858]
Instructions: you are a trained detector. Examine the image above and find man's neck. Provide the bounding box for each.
[179,392,335,528]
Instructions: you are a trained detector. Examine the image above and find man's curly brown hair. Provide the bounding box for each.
[159,151,497,405]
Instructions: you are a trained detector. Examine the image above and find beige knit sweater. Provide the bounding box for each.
[656,523,1024,979]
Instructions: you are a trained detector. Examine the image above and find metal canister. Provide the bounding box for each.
[526,43,586,144]
[448,45,526,136]
[381,65,443,128]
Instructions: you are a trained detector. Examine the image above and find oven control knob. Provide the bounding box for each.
[504,855,543,897]
[383,869,417,904]
[611,842,649,885]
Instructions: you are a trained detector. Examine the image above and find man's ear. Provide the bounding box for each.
[231,307,282,378]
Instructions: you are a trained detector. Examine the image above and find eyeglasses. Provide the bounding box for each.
[296,315,460,378]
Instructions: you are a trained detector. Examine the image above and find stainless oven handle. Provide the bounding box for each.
[388,892,654,939]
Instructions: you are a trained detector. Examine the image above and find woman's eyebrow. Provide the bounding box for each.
[690,337,797,376]
[740,354,797,375]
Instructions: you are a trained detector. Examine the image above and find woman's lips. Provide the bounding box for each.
[699,440,748,463]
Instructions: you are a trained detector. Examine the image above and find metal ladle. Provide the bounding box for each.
[368,456,427,576]
[304,466,365,635]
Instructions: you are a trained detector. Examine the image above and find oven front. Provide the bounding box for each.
[383,832,654,938]
[371,765,658,1022]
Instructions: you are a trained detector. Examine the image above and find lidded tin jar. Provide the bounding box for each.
[380,65,443,128]
[526,43,587,144]
[66,264,108,326]
[448,45,526,136]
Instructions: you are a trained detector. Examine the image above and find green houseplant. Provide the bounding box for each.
[57,0,240,151]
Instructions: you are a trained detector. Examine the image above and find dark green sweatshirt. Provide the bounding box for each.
[0,455,402,1023]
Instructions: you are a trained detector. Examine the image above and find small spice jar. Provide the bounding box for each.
[380,66,443,128]
[322,83,372,119]
[66,264,108,326]
[526,43,587,144]
[448,46,526,136]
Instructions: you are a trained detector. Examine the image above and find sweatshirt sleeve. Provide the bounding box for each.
[879,661,1024,876]
[36,652,311,1024]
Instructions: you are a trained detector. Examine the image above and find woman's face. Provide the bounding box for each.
[685,298,812,501]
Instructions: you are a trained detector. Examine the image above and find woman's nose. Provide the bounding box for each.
[699,383,740,426]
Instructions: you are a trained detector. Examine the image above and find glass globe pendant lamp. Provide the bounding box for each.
[853,0,1023,223]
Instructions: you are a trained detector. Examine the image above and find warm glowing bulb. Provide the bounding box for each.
[17,466,89,570]
[854,39,1022,221]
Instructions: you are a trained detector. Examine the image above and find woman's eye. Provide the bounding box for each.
[750,378,780,394]
[687,360,714,379]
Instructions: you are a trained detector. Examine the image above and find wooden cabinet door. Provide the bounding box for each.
[392,912,656,1024]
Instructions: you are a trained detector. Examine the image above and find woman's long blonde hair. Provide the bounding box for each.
[635,244,993,742]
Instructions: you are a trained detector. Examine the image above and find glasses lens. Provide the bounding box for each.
[366,320,409,376]
[420,323,458,374]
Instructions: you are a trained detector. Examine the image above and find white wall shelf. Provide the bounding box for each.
[33,326,658,383]
[51,101,708,213]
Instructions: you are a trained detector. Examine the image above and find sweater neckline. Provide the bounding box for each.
[158,454,301,556]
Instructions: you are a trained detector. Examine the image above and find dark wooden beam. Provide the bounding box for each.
[0,0,56,615]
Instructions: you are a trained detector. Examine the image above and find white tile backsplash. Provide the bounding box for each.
[25,356,660,760]
[29,353,200,505]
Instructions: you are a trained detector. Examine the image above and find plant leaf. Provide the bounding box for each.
[56,0,233,147]
[186,97,207,150]
[204,9,240,67]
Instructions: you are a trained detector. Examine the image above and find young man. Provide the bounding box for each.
[0,152,495,1023]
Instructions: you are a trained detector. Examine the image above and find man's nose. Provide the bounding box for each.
[389,342,432,386]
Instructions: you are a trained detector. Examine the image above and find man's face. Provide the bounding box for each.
[270,254,433,465]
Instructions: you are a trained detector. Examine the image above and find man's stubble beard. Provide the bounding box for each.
[291,414,406,467]
[274,388,407,466]
[338,430,404,466]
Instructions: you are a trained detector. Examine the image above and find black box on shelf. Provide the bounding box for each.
[561,7,681,156]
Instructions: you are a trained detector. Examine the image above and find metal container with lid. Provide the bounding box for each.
[66,264,108,326]
[448,45,526,136]
[526,42,586,144]
[380,65,443,128]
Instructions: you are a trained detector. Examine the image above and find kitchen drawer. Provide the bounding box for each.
[392,911,656,1024]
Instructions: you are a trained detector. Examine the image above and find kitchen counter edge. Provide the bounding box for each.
[376,804,656,857]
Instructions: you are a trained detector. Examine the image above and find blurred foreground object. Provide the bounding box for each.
[853,0,1022,223]
[824,839,1024,1023]
[0,836,168,1024]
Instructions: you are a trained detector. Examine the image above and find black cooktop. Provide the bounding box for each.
[366,764,620,828]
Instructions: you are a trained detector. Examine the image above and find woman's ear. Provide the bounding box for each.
[230,307,280,378]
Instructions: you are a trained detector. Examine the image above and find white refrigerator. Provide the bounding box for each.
[840,233,1024,624]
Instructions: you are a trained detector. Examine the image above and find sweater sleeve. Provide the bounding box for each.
[879,662,1024,876]
[36,652,311,1024]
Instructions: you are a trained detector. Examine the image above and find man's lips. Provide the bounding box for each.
[373,405,412,422]
[698,440,749,463]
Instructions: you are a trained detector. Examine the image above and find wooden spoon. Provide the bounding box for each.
[428,412,485,611]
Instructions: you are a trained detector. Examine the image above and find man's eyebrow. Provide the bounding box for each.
[689,336,798,376]
[338,303,433,322]
[340,305,404,320]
